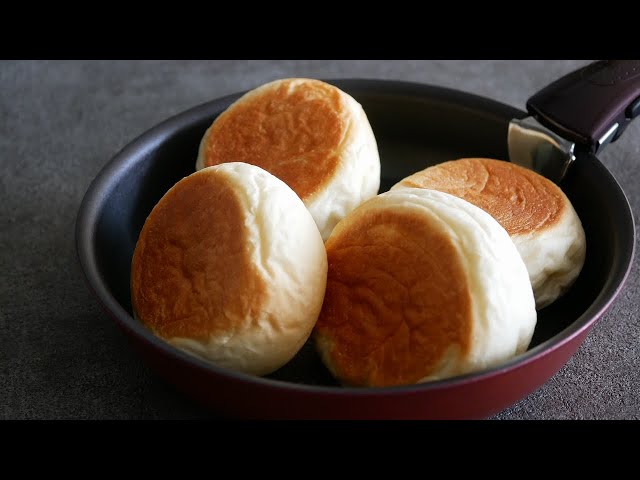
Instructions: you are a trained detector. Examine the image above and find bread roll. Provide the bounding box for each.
[314,188,537,387]
[131,162,328,376]
[392,158,586,309]
[196,78,380,240]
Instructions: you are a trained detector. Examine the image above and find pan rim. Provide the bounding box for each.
[75,78,636,398]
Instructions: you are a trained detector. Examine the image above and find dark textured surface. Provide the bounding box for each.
[1,60,638,420]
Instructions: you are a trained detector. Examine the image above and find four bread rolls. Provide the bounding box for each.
[132,79,586,386]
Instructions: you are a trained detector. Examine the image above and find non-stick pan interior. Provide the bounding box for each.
[87,80,634,388]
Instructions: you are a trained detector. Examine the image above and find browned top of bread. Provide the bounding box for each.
[314,207,473,387]
[130,169,268,341]
[199,78,347,202]
[396,158,565,236]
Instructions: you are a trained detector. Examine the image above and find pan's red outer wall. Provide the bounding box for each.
[129,325,589,419]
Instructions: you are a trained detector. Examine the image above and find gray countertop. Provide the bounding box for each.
[2,60,639,420]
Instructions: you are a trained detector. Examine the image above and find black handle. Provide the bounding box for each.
[526,60,640,153]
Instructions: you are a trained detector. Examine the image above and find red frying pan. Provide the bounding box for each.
[76,60,638,419]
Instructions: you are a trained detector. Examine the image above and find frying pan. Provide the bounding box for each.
[75,61,637,419]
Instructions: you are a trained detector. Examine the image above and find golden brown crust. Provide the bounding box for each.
[130,169,268,341]
[200,79,347,202]
[314,208,472,387]
[398,158,565,236]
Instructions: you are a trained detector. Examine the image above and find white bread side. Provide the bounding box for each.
[392,158,586,309]
[314,188,537,387]
[196,78,380,240]
[131,162,328,376]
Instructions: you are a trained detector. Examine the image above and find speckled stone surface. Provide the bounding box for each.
[1,60,638,419]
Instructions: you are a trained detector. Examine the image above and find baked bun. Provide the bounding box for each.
[392,158,586,309]
[196,78,380,240]
[131,162,328,376]
[313,188,537,387]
